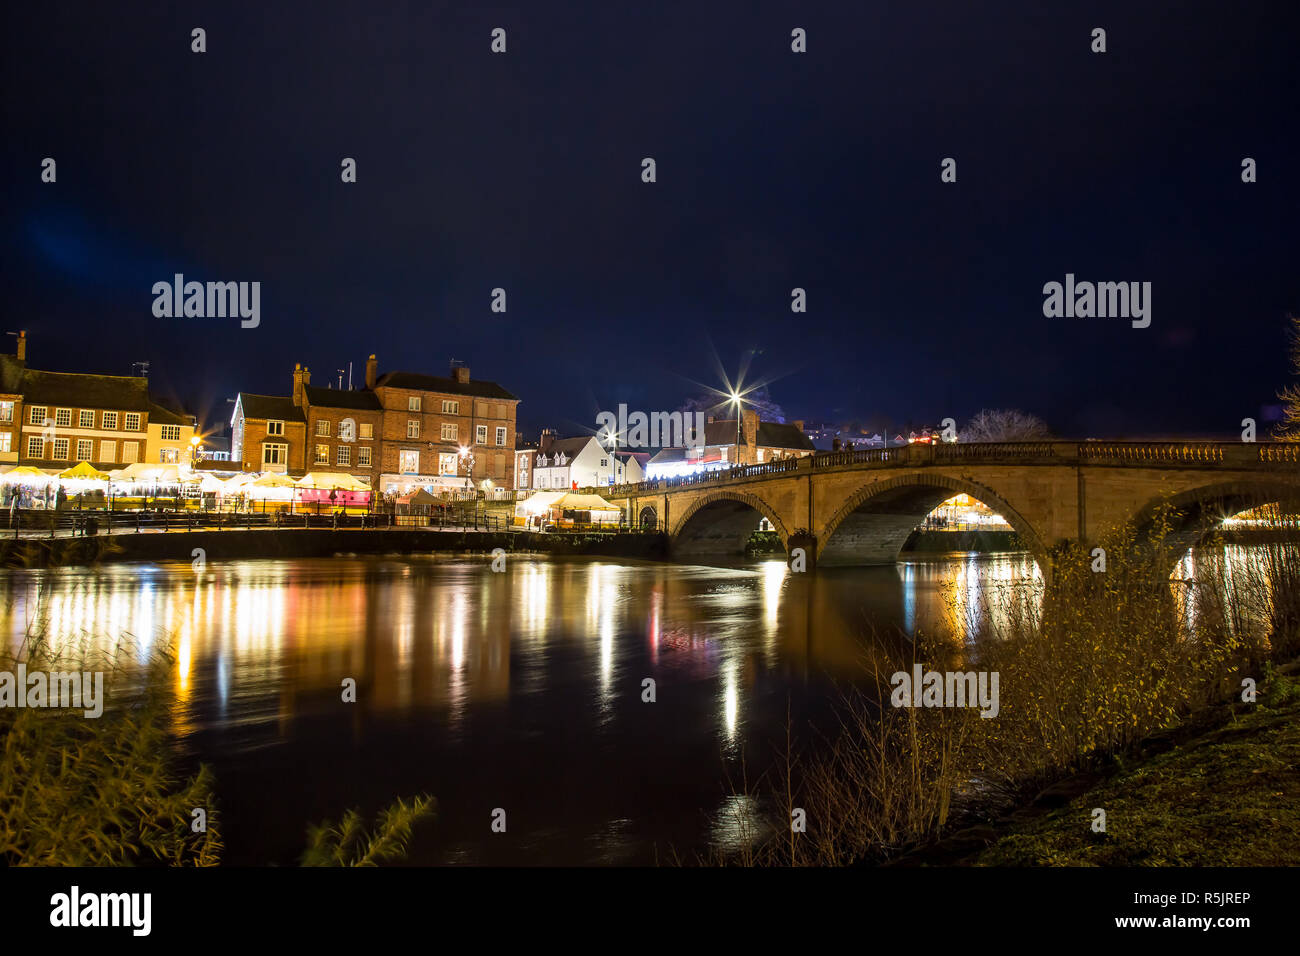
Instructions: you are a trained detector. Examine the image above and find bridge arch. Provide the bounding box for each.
[1128,478,1300,574]
[670,490,790,558]
[817,472,1050,571]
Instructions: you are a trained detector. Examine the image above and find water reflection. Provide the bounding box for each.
[0,550,1124,864]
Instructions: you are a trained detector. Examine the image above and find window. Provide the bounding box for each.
[79,410,94,428]
[100,440,115,463]
[407,420,420,439]
[102,411,118,430]
[357,447,371,467]
[0,433,9,453]
[475,425,487,444]
[160,424,181,441]
[338,419,355,442]
[336,445,351,466]
[124,413,141,431]
[315,444,330,464]
[267,420,284,436]
[55,408,72,427]
[53,438,69,460]
[439,453,458,475]
[0,402,12,423]
[27,436,43,458]
[160,448,178,464]
[600,458,608,467]
[408,396,422,411]
[441,400,458,414]
[28,406,46,425]
[495,426,507,446]
[399,450,419,475]
[121,442,138,463]
[359,423,373,440]
[76,439,93,461]
[316,420,330,437]
[440,423,457,442]
[262,443,287,467]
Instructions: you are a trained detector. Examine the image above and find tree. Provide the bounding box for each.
[1276,315,1300,441]
[960,408,1052,443]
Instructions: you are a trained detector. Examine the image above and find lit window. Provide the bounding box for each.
[338,419,355,442]
[0,402,13,423]
[160,448,179,464]
[315,444,330,464]
[359,423,373,440]
[357,447,371,467]
[399,450,419,474]
[0,433,9,453]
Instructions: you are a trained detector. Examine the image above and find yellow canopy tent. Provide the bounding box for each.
[58,461,111,481]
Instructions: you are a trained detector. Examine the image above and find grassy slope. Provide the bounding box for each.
[978,676,1300,866]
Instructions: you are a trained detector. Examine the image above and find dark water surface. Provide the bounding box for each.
[1,552,1046,864]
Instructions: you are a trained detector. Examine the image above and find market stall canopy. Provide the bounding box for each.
[198,473,230,493]
[221,472,258,489]
[296,472,370,492]
[249,473,298,488]
[516,491,621,516]
[110,462,181,484]
[58,461,111,481]
[1,466,54,484]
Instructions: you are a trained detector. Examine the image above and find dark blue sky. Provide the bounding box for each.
[3,1,1297,441]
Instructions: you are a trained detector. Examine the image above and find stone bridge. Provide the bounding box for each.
[580,441,1300,574]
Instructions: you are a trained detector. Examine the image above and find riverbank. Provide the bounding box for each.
[0,527,669,567]
[889,667,1300,866]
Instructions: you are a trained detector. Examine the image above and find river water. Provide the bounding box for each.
[0,548,1226,864]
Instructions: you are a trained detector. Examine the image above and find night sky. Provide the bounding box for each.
[3,1,1297,442]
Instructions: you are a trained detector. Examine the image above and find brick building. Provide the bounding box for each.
[230,356,521,492]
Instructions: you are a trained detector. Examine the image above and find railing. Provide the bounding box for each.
[570,441,1300,499]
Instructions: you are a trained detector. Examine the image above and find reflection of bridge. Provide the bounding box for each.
[584,442,1300,572]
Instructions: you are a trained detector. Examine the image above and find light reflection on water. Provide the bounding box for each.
[0,549,1184,864]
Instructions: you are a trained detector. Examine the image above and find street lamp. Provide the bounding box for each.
[730,391,742,466]
[189,435,201,467]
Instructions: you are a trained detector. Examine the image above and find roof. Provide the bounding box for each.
[19,368,152,411]
[147,400,191,426]
[0,355,24,394]
[374,371,518,401]
[303,385,383,411]
[536,437,599,461]
[237,393,306,422]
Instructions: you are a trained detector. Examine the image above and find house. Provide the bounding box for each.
[230,393,306,473]
[366,356,520,495]
[295,365,384,486]
[530,433,608,490]
[614,451,648,484]
[646,410,814,480]
[146,401,198,465]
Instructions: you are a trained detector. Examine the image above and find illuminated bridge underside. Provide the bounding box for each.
[818,485,974,567]
[581,442,1300,574]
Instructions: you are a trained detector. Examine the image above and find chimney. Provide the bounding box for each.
[15,330,26,363]
[365,354,377,390]
[539,428,556,454]
[292,363,311,406]
[452,363,470,385]
[793,419,804,433]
